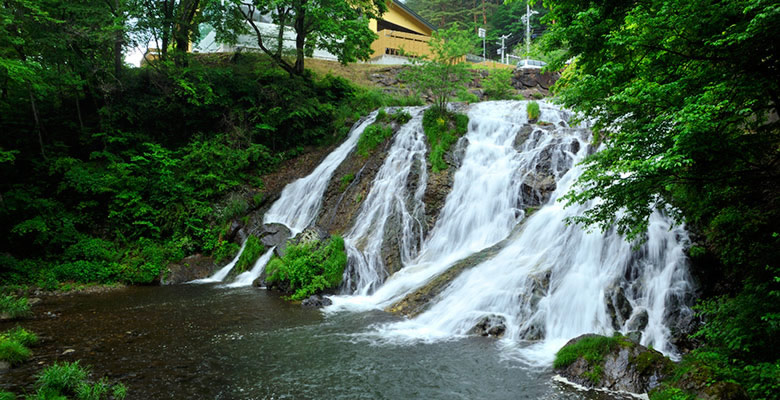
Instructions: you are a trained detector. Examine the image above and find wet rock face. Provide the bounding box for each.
[301,295,333,308]
[555,334,674,394]
[469,315,507,338]
[606,287,634,330]
[254,223,291,251]
[162,254,217,285]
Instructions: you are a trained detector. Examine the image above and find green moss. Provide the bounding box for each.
[356,124,394,157]
[553,334,622,369]
[265,235,347,301]
[234,235,265,274]
[422,108,469,173]
[527,101,541,121]
[339,174,355,192]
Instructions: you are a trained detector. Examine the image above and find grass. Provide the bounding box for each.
[0,294,31,319]
[527,101,541,121]
[25,361,128,400]
[0,327,37,365]
[234,235,265,274]
[422,108,469,173]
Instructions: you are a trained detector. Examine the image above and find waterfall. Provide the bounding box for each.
[329,101,583,310]
[264,113,378,235]
[223,247,275,288]
[190,240,248,283]
[342,107,428,295]
[325,100,692,362]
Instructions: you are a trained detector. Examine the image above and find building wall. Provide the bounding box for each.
[369,1,433,37]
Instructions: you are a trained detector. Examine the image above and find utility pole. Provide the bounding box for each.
[499,34,510,64]
[523,1,539,59]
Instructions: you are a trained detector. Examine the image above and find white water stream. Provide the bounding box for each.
[264,113,379,235]
[342,108,428,295]
[223,247,275,288]
[193,115,377,285]
[326,101,692,363]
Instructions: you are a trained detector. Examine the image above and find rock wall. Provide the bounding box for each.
[367,66,561,101]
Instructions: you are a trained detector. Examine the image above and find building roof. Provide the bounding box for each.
[391,0,437,32]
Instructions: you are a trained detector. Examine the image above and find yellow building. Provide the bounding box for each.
[370,0,436,60]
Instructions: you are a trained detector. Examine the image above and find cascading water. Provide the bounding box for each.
[326,100,692,363]
[329,101,583,310]
[264,113,378,235]
[193,115,377,286]
[223,247,275,288]
[341,108,428,295]
[190,240,247,283]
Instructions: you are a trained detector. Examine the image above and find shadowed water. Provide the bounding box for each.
[1,285,634,399]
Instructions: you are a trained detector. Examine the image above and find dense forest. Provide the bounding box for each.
[1,0,778,399]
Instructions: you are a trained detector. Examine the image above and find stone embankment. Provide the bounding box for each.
[367,66,560,100]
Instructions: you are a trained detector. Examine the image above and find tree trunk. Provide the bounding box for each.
[28,87,46,159]
[293,5,306,75]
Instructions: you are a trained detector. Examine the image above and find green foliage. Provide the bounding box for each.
[265,236,347,301]
[1,50,407,287]
[218,194,249,225]
[0,391,15,400]
[422,108,469,173]
[37,362,89,394]
[376,108,412,125]
[483,69,515,100]
[400,25,474,111]
[356,124,394,157]
[339,174,355,192]
[213,241,240,264]
[0,326,35,365]
[544,1,779,396]
[0,295,31,319]
[553,335,621,370]
[234,235,265,274]
[28,361,126,400]
[222,0,386,75]
[454,88,479,103]
[526,101,540,121]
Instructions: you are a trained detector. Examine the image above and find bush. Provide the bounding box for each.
[0,295,30,319]
[265,235,347,301]
[483,69,515,100]
[422,108,469,173]
[234,235,265,274]
[526,101,541,121]
[356,124,394,157]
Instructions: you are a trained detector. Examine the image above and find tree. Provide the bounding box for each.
[232,0,386,75]
[543,1,779,395]
[400,24,474,111]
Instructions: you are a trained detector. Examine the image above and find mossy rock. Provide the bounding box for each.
[554,334,674,394]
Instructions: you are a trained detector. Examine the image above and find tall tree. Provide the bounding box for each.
[233,0,386,75]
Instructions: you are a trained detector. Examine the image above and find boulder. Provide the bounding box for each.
[469,315,507,338]
[555,334,674,394]
[162,254,217,285]
[254,223,292,252]
[301,295,333,308]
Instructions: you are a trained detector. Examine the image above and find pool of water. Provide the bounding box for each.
[1,285,627,399]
